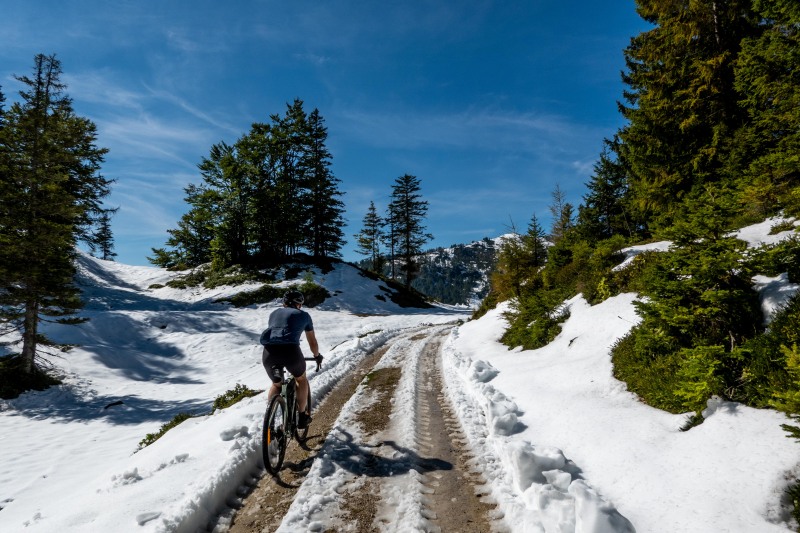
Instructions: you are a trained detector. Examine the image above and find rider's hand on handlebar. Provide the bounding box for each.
[314,353,323,372]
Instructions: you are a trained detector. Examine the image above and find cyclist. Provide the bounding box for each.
[260,289,323,429]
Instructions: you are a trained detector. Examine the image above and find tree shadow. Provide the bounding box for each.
[5,382,211,425]
[317,429,453,479]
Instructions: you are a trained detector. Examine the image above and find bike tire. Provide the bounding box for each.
[294,387,312,441]
[262,394,288,475]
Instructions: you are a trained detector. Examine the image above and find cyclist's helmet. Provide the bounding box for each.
[283,290,305,307]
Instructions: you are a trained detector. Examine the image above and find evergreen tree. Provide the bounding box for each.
[197,141,250,269]
[354,201,385,272]
[548,184,574,244]
[92,208,118,261]
[734,0,800,216]
[151,99,346,269]
[0,54,111,374]
[619,0,759,228]
[303,108,345,258]
[522,214,548,270]
[578,139,638,242]
[387,174,432,288]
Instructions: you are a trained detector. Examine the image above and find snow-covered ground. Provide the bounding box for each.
[1,218,799,532]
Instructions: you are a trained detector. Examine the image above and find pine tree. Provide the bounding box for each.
[93,208,118,261]
[734,0,800,216]
[619,0,760,228]
[303,108,345,258]
[354,201,385,272]
[387,174,432,288]
[0,54,111,375]
[548,184,574,244]
[578,139,638,242]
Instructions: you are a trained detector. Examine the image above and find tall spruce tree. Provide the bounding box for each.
[619,0,760,228]
[387,174,432,288]
[734,0,800,216]
[354,201,385,272]
[578,139,637,242]
[303,108,345,258]
[0,54,111,375]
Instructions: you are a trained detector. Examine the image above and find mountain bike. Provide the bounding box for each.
[262,356,322,475]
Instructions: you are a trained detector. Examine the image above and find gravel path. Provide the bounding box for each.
[222,325,502,532]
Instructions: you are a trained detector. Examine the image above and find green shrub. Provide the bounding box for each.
[138,412,196,449]
[611,327,687,413]
[139,383,264,449]
[148,283,165,290]
[212,383,261,412]
[219,281,330,308]
[166,267,208,289]
[769,220,796,235]
[202,266,276,289]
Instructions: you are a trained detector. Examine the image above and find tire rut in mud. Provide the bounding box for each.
[412,331,504,533]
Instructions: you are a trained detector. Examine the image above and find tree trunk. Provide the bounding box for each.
[21,298,39,374]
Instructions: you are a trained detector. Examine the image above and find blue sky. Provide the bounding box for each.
[2,1,648,265]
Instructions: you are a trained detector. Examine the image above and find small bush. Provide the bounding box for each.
[611,328,687,413]
[203,266,276,289]
[148,283,165,290]
[769,219,796,235]
[166,267,208,289]
[212,383,261,412]
[138,412,196,449]
[219,281,330,308]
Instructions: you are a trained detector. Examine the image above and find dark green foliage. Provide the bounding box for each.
[88,208,118,261]
[212,383,262,412]
[386,174,432,288]
[747,237,800,282]
[734,0,800,217]
[500,288,571,350]
[354,201,385,273]
[220,281,329,308]
[785,480,800,531]
[0,355,61,399]
[150,99,346,271]
[619,0,760,229]
[611,328,687,412]
[0,54,111,378]
[138,412,196,449]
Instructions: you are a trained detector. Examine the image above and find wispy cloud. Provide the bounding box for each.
[335,106,605,159]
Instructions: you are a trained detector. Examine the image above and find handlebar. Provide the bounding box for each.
[304,355,323,372]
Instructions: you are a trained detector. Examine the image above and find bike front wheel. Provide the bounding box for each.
[263,395,288,475]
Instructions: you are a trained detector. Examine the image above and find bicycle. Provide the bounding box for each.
[262,356,322,475]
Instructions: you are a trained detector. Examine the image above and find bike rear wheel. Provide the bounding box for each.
[294,387,312,441]
[263,395,288,475]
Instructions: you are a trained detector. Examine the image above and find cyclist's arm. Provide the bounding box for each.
[305,329,320,356]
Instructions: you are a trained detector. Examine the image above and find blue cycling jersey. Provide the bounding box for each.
[260,307,313,345]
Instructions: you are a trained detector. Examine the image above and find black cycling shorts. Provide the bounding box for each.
[262,344,306,384]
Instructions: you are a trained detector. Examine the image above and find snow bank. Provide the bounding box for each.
[443,295,800,532]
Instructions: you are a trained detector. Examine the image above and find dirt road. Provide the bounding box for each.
[221,325,505,532]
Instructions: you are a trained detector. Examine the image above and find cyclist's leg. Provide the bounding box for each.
[295,373,309,413]
[262,346,284,400]
[283,345,309,413]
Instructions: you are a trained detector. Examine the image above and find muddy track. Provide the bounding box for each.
[220,326,502,532]
[223,342,393,533]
